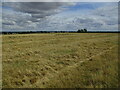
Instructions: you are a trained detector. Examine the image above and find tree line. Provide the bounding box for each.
[1,29,88,35]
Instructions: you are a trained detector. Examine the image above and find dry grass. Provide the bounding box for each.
[2,33,119,88]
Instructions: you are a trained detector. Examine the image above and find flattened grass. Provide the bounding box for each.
[2,33,118,88]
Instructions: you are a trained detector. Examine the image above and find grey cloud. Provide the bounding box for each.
[2,8,35,30]
[2,20,16,25]
[3,2,74,20]
[2,2,118,31]
[2,2,76,30]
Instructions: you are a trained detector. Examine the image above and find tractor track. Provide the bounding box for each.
[36,45,117,87]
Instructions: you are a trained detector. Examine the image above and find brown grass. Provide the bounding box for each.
[2,33,119,88]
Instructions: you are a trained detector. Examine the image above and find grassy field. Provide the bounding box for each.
[2,33,119,88]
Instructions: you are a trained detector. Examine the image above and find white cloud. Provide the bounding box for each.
[2,2,118,31]
[39,2,118,31]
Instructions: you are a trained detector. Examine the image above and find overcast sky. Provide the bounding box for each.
[2,2,118,31]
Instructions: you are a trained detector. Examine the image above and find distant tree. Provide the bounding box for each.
[77,29,87,33]
[77,29,81,33]
[84,29,87,32]
[81,29,84,32]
